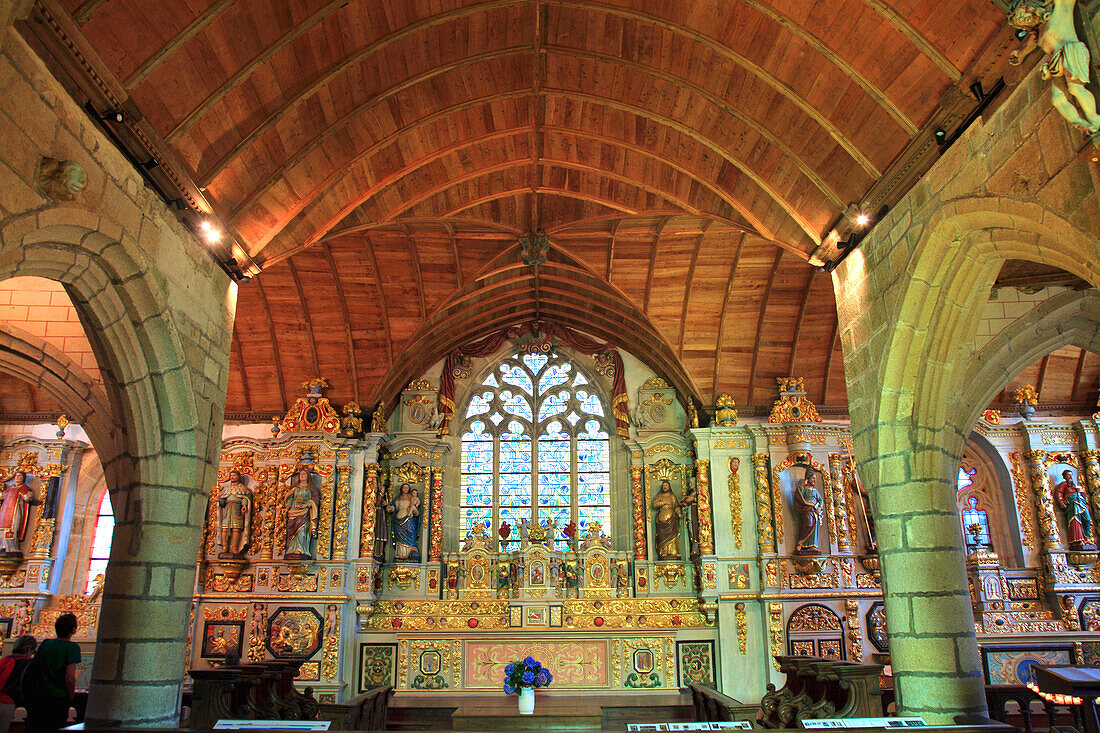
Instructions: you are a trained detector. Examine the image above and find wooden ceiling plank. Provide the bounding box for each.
[446,223,464,288]
[166,0,353,142]
[606,219,620,281]
[231,327,253,412]
[123,0,237,89]
[363,231,396,368]
[860,0,962,81]
[287,256,323,380]
[529,0,546,231]
[746,249,784,406]
[401,224,428,320]
[254,278,289,412]
[255,113,799,258]
[712,232,747,392]
[677,222,710,358]
[72,0,109,24]
[1035,353,1051,401]
[821,312,841,405]
[443,187,637,220]
[1071,347,1087,402]
[785,270,817,376]
[550,0,881,177]
[195,44,530,185]
[543,46,846,207]
[321,240,361,404]
[739,0,917,134]
[643,216,672,315]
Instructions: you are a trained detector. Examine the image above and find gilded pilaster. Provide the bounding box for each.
[318,468,335,560]
[333,464,351,561]
[728,457,742,550]
[828,453,850,552]
[735,602,747,654]
[770,462,784,545]
[1008,452,1037,552]
[1024,450,1061,549]
[428,466,445,561]
[1080,450,1100,542]
[694,459,715,555]
[768,602,783,669]
[360,462,381,558]
[630,464,646,559]
[844,599,861,662]
[752,454,775,554]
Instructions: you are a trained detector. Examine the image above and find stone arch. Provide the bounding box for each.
[0,212,233,726]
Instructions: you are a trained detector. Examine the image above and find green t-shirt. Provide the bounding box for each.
[35,638,81,699]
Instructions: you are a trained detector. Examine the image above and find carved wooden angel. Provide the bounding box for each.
[1009,0,1100,134]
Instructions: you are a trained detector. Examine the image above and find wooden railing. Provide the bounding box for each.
[334,685,395,731]
[758,656,883,728]
[985,684,1085,733]
[689,683,757,724]
[188,661,319,730]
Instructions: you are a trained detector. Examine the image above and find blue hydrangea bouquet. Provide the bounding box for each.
[502,656,553,694]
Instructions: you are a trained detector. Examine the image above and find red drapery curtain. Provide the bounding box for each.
[437,323,630,438]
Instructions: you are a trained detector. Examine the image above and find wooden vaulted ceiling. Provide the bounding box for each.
[34,0,1014,414]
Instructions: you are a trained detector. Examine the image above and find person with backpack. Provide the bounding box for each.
[0,635,37,733]
[25,613,79,733]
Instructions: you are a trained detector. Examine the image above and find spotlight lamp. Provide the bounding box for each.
[854,213,870,227]
[100,109,124,124]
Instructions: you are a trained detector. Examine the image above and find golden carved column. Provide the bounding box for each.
[360,462,381,558]
[1080,450,1100,538]
[333,464,351,561]
[752,454,775,553]
[694,459,715,555]
[428,466,445,562]
[1024,450,1061,550]
[728,457,743,550]
[630,464,646,559]
[828,453,851,552]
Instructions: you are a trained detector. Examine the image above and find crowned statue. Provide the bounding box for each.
[793,472,823,555]
[386,482,421,562]
[1054,469,1094,550]
[284,468,320,560]
[0,472,34,556]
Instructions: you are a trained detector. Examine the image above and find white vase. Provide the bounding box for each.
[518,686,535,715]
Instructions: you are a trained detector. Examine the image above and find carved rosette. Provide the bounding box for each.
[360,463,380,558]
[828,454,850,552]
[428,467,445,562]
[1024,450,1061,549]
[752,454,775,554]
[630,464,646,559]
[333,465,351,561]
[728,458,742,550]
[694,459,714,555]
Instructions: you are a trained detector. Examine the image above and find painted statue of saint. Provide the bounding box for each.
[218,470,253,558]
[793,473,823,555]
[386,482,421,562]
[284,469,320,560]
[1054,469,1094,549]
[0,472,33,555]
[651,480,682,560]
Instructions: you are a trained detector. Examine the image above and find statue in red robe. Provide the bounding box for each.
[0,472,33,555]
[1054,469,1094,549]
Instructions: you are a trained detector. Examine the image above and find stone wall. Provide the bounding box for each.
[0,29,236,726]
[832,61,1100,722]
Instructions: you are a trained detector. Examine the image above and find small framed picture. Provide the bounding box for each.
[201,620,244,659]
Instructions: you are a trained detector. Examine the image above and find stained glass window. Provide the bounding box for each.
[85,489,114,594]
[961,496,992,550]
[459,349,612,551]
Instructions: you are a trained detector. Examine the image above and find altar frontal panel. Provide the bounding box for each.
[464,640,608,689]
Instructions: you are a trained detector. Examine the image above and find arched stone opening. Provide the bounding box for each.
[0,215,234,726]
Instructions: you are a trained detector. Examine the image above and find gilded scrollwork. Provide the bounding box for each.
[1080,450,1100,542]
[630,465,646,559]
[844,599,862,662]
[695,459,715,555]
[752,454,775,553]
[1009,452,1038,553]
[827,453,850,552]
[735,602,747,654]
[1023,450,1061,549]
[728,458,743,550]
[360,463,380,558]
[388,566,420,591]
[653,563,686,589]
[428,467,445,562]
[768,602,784,670]
[333,465,351,561]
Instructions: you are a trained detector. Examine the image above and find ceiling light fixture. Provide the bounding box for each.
[855,213,870,227]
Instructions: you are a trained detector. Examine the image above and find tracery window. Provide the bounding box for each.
[460,349,611,551]
[84,489,114,593]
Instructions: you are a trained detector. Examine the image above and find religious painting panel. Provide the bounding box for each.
[1079,596,1100,631]
[266,607,323,660]
[358,644,396,692]
[981,645,1075,685]
[201,620,244,659]
[866,601,888,653]
[549,605,563,627]
[676,640,715,688]
[0,618,12,639]
[465,640,608,689]
[509,606,523,628]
